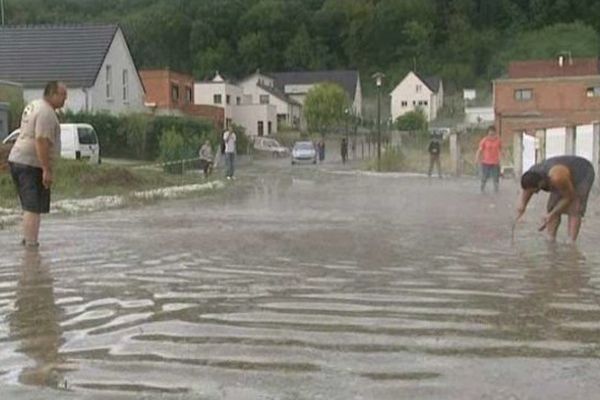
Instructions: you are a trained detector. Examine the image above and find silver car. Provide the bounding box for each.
[291,141,317,165]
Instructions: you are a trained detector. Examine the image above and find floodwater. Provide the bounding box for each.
[1,161,600,400]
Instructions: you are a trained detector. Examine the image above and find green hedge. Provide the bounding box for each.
[63,111,218,161]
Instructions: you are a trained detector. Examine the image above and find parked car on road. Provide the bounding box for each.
[253,137,289,158]
[291,141,317,165]
[2,123,101,164]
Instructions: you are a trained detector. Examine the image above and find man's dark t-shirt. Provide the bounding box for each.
[428,141,440,156]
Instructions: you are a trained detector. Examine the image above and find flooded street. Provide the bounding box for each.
[1,161,600,399]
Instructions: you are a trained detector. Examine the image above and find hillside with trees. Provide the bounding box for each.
[3,0,600,95]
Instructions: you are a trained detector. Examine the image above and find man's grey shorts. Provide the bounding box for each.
[9,162,51,214]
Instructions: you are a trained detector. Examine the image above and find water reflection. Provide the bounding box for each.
[9,250,64,388]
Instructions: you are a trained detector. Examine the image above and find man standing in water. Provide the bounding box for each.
[516,155,595,242]
[8,81,67,247]
[475,126,502,193]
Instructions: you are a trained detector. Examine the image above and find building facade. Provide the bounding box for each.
[140,69,224,129]
[494,57,600,144]
[390,71,444,123]
[0,24,146,115]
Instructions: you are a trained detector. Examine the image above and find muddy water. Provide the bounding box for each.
[1,165,600,399]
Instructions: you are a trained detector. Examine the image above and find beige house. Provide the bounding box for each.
[390,71,443,122]
[194,72,278,137]
[237,71,302,129]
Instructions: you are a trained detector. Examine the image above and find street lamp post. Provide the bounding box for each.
[344,108,349,140]
[372,72,385,171]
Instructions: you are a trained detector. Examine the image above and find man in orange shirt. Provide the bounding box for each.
[475,126,502,193]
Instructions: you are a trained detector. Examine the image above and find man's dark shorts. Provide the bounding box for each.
[547,164,595,217]
[9,162,50,214]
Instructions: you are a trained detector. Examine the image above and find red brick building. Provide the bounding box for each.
[494,57,600,144]
[140,69,224,130]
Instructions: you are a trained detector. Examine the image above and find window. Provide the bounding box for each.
[226,95,231,105]
[416,84,422,93]
[77,127,98,145]
[424,100,428,106]
[185,87,193,103]
[171,84,180,102]
[258,121,264,136]
[514,89,533,101]
[268,121,272,135]
[236,97,241,105]
[586,87,600,97]
[412,100,416,106]
[122,69,129,102]
[105,65,112,99]
[260,95,270,104]
[401,101,408,107]
[214,94,222,104]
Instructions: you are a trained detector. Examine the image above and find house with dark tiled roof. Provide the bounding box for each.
[237,71,302,129]
[390,71,444,122]
[270,70,363,117]
[0,24,146,114]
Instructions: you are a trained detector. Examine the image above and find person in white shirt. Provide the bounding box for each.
[223,128,237,179]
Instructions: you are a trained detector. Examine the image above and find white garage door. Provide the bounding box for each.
[545,127,566,159]
[575,124,594,162]
[522,134,536,174]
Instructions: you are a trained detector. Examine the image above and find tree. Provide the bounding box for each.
[396,109,428,136]
[304,83,349,136]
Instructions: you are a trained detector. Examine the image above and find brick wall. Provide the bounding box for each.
[495,76,600,143]
[140,70,195,109]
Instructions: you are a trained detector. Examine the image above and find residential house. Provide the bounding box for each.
[194,72,277,137]
[494,57,600,145]
[140,69,224,130]
[390,71,444,123]
[270,70,363,117]
[0,24,146,114]
[238,71,302,129]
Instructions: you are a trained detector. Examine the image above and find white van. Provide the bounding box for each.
[2,123,101,164]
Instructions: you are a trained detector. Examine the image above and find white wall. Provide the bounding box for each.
[545,127,567,159]
[24,87,88,113]
[353,76,363,117]
[576,124,594,162]
[91,28,146,114]
[465,106,495,125]
[232,104,277,137]
[194,81,241,127]
[390,72,435,122]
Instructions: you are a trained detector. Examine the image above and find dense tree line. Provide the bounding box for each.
[4,0,600,93]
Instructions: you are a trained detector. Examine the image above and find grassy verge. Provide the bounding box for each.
[0,159,215,209]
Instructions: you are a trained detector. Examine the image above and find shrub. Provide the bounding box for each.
[159,128,186,174]
[63,111,215,161]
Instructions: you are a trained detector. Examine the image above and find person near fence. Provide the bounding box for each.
[516,155,595,242]
[318,140,326,162]
[341,138,348,164]
[198,140,213,178]
[223,128,236,179]
[475,126,502,193]
[427,134,442,178]
[8,81,67,247]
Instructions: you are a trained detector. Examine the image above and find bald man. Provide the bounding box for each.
[516,155,595,242]
[8,81,67,247]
